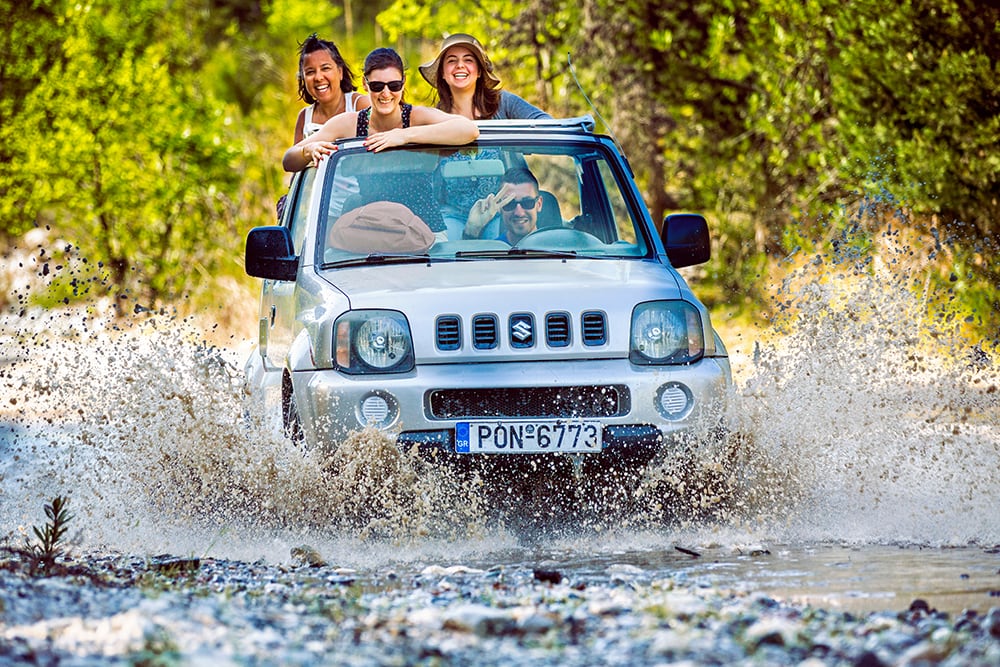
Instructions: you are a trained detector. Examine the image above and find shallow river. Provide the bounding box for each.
[1,265,999,663]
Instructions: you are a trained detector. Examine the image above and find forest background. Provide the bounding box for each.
[1,0,997,349]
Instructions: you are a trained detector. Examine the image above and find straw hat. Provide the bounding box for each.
[419,33,501,89]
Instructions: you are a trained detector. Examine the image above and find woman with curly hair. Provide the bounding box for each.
[293,34,370,143]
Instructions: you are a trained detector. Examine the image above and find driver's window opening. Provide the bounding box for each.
[523,154,580,226]
[596,159,636,244]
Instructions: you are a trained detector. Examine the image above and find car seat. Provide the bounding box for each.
[537,191,563,229]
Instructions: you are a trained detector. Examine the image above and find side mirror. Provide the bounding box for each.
[245,226,298,281]
[661,213,710,268]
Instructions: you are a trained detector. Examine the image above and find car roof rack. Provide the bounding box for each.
[475,115,595,133]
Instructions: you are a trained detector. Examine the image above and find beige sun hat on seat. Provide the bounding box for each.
[419,33,502,89]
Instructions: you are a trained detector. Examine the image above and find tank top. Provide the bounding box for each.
[350,104,441,232]
[302,91,363,138]
[355,104,412,137]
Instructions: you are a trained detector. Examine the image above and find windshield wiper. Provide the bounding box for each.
[507,247,578,258]
[321,253,432,269]
[454,248,579,259]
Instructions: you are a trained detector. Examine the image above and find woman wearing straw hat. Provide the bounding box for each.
[419,33,551,121]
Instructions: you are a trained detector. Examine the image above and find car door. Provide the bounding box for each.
[260,168,317,370]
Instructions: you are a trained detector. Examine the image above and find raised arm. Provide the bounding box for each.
[282,113,357,172]
[497,91,552,120]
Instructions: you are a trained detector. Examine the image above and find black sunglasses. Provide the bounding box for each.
[502,196,539,212]
[366,79,404,93]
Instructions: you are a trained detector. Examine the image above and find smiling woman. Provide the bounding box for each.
[293,34,370,144]
[282,47,479,172]
[419,33,550,121]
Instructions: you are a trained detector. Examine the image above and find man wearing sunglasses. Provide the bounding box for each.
[462,167,543,244]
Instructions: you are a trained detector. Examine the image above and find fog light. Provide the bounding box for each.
[357,392,398,428]
[656,382,693,420]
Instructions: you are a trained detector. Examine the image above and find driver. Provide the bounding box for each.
[461,167,542,244]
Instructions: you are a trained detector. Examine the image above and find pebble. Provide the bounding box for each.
[744,617,803,647]
[1,552,999,666]
[987,607,1000,638]
[442,604,518,636]
[533,569,563,584]
[421,565,485,577]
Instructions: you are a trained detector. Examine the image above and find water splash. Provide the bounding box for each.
[2,222,998,562]
[726,223,999,545]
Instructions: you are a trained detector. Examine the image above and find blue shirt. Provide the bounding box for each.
[494,91,552,120]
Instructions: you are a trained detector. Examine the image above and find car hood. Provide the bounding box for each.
[318,258,685,309]
[317,258,700,360]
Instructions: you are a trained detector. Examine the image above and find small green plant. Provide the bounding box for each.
[25,495,73,571]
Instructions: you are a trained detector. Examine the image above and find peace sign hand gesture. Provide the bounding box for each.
[464,185,515,239]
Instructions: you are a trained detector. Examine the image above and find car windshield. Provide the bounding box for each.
[317,141,652,266]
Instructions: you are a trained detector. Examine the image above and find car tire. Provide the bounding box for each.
[281,373,304,445]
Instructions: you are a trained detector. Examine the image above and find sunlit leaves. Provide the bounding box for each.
[1,0,996,332]
[3,0,241,305]
[267,0,342,38]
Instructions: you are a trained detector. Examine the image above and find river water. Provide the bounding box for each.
[1,250,999,628]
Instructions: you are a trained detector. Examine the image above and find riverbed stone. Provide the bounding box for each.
[746,616,804,647]
[441,603,518,636]
[2,549,1000,666]
[985,607,1000,638]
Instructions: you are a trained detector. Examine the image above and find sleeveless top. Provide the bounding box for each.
[349,103,442,233]
[355,103,412,137]
[302,91,363,138]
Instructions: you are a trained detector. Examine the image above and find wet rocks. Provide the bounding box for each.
[533,568,563,584]
[150,556,201,575]
[289,545,326,568]
[986,607,1000,638]
[442,604,519,636]
[1,553,1000,666]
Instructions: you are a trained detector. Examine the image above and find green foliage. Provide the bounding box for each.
[1,0,245,306]
[829,0,1000,293]
[25,496,73,570]
[0,0,70,239]
[268,0,342,38]
[0,0,997,335]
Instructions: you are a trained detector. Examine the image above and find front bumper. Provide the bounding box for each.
[291,357,730,461]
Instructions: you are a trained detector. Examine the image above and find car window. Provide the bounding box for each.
[287,168,317,253]
[597,158,636,244]
[317,142,650,265]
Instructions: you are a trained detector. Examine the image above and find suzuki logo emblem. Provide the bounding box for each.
[512,320,532,340]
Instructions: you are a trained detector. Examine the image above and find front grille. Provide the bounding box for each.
[472,314,498,349]
[436,309,611,351]
[545,312,570,347]
[436,316,461,350]
[581,311,608,346]
[428,385,631,419]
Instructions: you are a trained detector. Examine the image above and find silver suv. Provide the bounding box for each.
[244,117,731,472]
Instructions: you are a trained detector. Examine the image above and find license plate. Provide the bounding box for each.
[455,420,603,454]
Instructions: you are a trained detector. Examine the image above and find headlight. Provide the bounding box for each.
[334,310,414,374]
[629,301,705,365]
